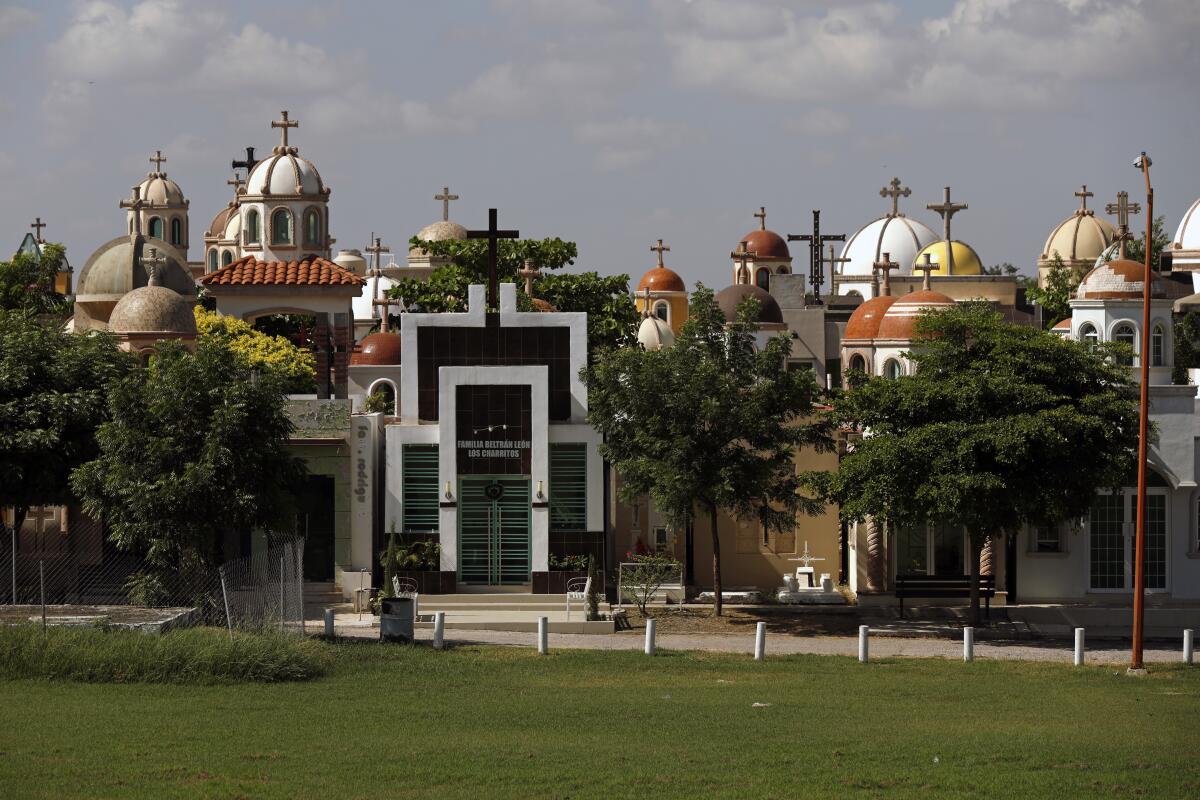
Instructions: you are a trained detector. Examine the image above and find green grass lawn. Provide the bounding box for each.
[1,640,1198,799]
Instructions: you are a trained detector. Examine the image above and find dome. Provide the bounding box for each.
[1171,196,1200,252]
[637,266,685,293]
[244,147,326,196]
[76,237,193,299]
[741,228,790,261]
[914,240,984,276]
[136,173,186,207]
[108,285,196,335]
[334,249,368,277]
[414,220,468,244]
[1051,317,1072,335]
[1076,259,1167,301]
[1042,211,1115,264]
[223,210,241,240]
[206,205,232,238]
[351,275,399,321]
[840,215,939,277]
[351,331,402,366]
[716,284,784,324]
[532,298,557,312]
[875,289,956,340]
[843,295,898,340]
[637,316,674,351]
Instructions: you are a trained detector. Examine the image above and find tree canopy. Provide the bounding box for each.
[585,286,834,615]
[0,310,133,531]
[0,242,72,315]
[535,271,638,358]
[194,307,316,393]
[1124,214,1169,270]
[1026,254,1084,328]
[827,302,1139,622]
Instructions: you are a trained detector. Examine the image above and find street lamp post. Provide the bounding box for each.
[1131,151,1154,673]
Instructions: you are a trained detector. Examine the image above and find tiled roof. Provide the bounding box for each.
[200,254,365,287]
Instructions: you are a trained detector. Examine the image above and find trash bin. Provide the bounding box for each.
[380,596,414,643]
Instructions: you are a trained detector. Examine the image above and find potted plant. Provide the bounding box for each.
[547,552,591,593]
[379,532,444,594]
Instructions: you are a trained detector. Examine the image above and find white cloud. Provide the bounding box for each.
[788,109,850,138]
[0,5,36,39]
[573,117,693,171]
[194,23,357,96]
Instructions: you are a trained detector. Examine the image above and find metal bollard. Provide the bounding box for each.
[1184,629,1194,665]
[1074,627,1085,666]
[644,618,656,656]
[537,616,548,654]
[324,607,335,638]
[858,625,869,663]
[434,612,446,650]
[963,626,975,662]
[754,621,766,661]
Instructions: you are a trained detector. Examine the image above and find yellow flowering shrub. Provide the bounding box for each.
[194,307,316,392]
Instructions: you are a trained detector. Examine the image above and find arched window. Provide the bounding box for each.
[271,209,292,245]
[221,250,233,266]
[653,301,669,323]
[883,359,902,380]
[848,354,866,373]
[1113,322,1136,366]
[246,210,260,244]
[304,209,320,245]
[148,217,163,239]
[755,267,771,290]
[1078,322,1098,348]
[207,249,217,272]
[777,265,789,275]
[1152,324,1165,367]
[170,218,182,245]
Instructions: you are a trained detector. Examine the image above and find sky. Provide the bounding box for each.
[2,0,1199,290]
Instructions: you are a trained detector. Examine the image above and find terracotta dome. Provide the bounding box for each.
[875,289,956,340]
[843,295,898,340]
[1076,259,1167,300]
[109,285,196,335]
[1051,317,1072,335]
[352,331,402,366]
[532,298,557,312]
[637,266,685,293]
[741,228,790,261]
[206,205,233,238]
[716,283,784,324]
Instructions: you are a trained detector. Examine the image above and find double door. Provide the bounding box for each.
[1089,491,1167,591]
[458,477,531,586]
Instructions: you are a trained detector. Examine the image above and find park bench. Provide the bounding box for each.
[895,574,994,619]
[565,575,591,620]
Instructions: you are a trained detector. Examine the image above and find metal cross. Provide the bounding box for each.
[872,251,900,297]
[1075,184,1094,215]
[271,110,299,148]
[371,296,404,333]
[232,146,257,174]
[120,187,146,235]
[731,240,756,285]
[518,258,541,297]
[149,150,167,172]
[650,238,671,268]
[793,541,825,569]
[466,208,519,311]
[914,252,936,291]
[754,206,767,231]
[435,186,459,221]
[30,217,46,243]
[788,209,845,306]
[880,177,911,217]
[927,186,968,274]
[1106,190,1141,260]
[140,246,167,286]
[365,234,391,276]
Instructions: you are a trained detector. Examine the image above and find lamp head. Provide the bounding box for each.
[1133,151,1152,170]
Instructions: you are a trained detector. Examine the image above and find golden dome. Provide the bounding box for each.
[914,240,983,276]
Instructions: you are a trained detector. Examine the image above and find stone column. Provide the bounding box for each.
[313,313,331,399]
[332,312,351,400]
[980,538,994,576]
[866,517,886,593]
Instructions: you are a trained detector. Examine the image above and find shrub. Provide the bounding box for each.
[363,391,392,414]
[0,625,331,684]
[124,571,169,608]
[621,552,680,617]
[379,538,441,572]
[549,553,589,572]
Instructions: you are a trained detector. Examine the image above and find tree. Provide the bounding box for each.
[193,307,316,393]
[982,262,1019,276]
[1174,311,1200,385]
[1026,254,1085,328]
[827,302,1138,624]
[536,271,639,359]
[0,243,72,315]
[0,310,133,534]
[1124,214,1169,270]
[585,287,833,616]
[71,339,306,579]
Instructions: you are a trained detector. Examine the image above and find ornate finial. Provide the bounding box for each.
[880,177,911,217]
[1075,184,1094,215]
[30,217,46,243]
[271,110,298,150]
[915,252,936,291]
[140,246,167,287]
[435,186,459,222]
[518,258,541,298]
[872,251,900,297]
[754,206,767,231]
[731,240,756,285]
[149,150,167,173]
[1106,190,1141,260]
[650,238,670,269]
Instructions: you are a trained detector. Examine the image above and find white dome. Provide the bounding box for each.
[1172,196,1200,252]
[136,173,186,207]
[637,316,674,351]
[839,215,939,277]
[244,147,325,196]
[353,274,400,321]
[223,210,241,241]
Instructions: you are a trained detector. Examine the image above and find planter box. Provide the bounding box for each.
[534,570,602,594]
[395,570,449,595]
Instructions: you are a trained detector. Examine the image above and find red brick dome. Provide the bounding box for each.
[1076,259,1167,300]
[637,266,685,293]
[843,295,898,341]
[352,331,402,366]
[741,228,791,261]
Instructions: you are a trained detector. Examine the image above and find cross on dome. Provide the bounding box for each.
[1106,190,1141,259]
[149,150,167,173]
[872,251,900,296]
[914,253,936,291]
[518,258,541,297]
[365,234,391,275]
[271,110,299,149]
[880,177,911,217]
[731,240,755,284]
[650,238,671,268]
[30,217,46,243]
[371,296,404,333]
[1075,184,1094,215]
[824,243,850,276]
[140,246,167,286]
[926,186,968,274]
[120,187,147,234]
[754,206,767,231]
[226,175,243,196]
[435,186,459,221]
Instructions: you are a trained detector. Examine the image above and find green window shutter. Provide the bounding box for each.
[402,445,439,534]
[550,444,587,533]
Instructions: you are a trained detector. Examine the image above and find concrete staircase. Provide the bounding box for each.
[415,593,614,633]
[303,581,350,614]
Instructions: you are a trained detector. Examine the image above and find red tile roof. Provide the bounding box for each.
[200,254,365,287]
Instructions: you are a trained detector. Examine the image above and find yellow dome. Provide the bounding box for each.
[914,240,983,276]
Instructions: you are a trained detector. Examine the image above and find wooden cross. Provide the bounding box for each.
[1106,190,1141,259]
[927,186,967,274]
[149,150,167,172]
[754,206,767,231]
[466,208,519,311]
[365,234,391,276]
[1075,184,1094,215]
[880,177,911,217]
[731,240,756,285]
[30,217,46,243]
[140,246,167,286]
[872,252,900,296]
[120,187,146,235]
[435,186,459,221]
[914,253,936,291]
[371,296,404,333]
[231,146,257,174]
[518,258,541,297]
[271,110,298,148]
[650,238,670,268]
[788,209,844,305]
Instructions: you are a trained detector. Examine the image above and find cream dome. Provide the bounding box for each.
[244,147,326,197]
[109,284,196,335]
[136,172,186,207]
[415,220,468,243]
[637,316,674,351]
[1042,210,1114,264]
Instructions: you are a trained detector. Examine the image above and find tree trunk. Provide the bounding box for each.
[968,532,983,627]
[709,503,722,618]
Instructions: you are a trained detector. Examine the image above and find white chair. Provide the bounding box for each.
[392,575,419,620]
[565,575,591,621]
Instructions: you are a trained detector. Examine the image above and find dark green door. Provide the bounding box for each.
[458,477,530,585]
[296,475,336,581]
